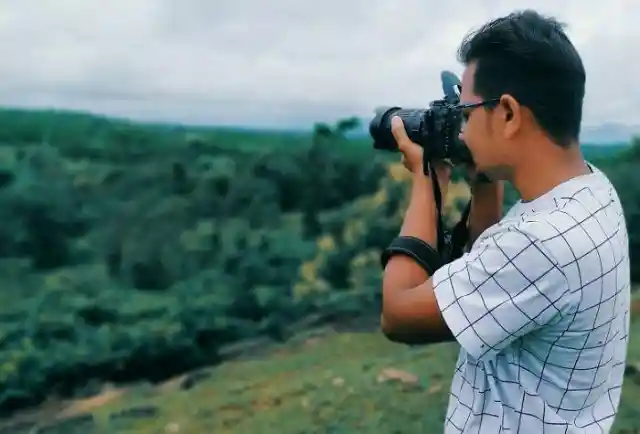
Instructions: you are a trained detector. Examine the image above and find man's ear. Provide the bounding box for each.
[499,94,521,139]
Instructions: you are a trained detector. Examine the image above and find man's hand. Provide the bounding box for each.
[384,115,452,291]
[392,116,453,197]
[462,163,478,182]
[392,116,424,174]
[461,162,492,185]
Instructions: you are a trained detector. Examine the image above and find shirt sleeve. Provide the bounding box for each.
[432,224,570,361]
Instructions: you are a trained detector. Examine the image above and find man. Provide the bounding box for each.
[381,10,630,434]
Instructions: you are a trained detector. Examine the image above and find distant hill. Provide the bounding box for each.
[352,116,640,146]
[0,105,637,148]
[580,123,640,144]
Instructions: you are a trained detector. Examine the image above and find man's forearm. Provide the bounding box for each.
[380,169,454,345]
[400,173,438,243]
[399,163,451,244]
[467,180,504,249]
[389,172,439,290]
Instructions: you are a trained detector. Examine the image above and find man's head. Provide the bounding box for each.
[457,10,586,180]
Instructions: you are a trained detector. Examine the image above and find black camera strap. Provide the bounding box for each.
[380,236,443,275]
[379,157,448,275]
[426,160,446,254]
[445,172,492,261]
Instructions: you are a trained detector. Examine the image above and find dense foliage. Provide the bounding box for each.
[0,108,636,420]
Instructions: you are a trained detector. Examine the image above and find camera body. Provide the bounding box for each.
[368,71,473,165]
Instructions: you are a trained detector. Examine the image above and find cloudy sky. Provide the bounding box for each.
[0,0,637,129]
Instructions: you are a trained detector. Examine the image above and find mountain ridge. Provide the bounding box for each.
[0,106,637,145]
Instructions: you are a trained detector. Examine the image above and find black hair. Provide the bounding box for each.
[457,9,585,147]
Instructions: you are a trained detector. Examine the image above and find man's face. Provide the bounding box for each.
[458,62,513,179]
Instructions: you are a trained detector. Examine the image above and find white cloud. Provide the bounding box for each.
[0,0,637,128]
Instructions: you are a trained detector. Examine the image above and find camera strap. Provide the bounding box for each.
[380,235,443,275]
[426,160,446,255]
[379,158,448,276]
[444,172,491,261]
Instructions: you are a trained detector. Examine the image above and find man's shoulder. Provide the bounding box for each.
[464,216,565,280]
[478,168,628,274]
[473,214,558,252]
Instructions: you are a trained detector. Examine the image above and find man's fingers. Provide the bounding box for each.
[400,155,410,170]
[392,115,423,173]
[391,116,410,150]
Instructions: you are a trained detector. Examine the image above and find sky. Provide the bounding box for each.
[0,0,638,130]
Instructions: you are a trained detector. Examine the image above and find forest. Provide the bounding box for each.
[0,107,638,433]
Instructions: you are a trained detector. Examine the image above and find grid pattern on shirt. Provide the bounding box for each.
[431,173,630,434]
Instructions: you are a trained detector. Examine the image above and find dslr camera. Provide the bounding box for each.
[368,71,472,165]
[371,71,480,267]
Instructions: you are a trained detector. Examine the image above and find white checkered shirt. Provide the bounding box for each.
[432,165,630,433]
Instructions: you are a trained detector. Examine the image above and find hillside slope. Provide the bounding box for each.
[4,303,640,434]
[0,107,638,433]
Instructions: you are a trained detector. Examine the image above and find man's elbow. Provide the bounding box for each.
[380,310,425,345]
[380,317,436,345]
[380,314,404,343]
[380,290,421,344]
[380,303,455,346]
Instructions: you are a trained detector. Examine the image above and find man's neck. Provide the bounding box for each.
[511,140,591,202]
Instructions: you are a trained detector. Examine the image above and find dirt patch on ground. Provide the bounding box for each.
[0,319,377,430]
[58,387,125,418]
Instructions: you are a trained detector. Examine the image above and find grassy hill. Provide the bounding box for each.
[4,299,640,433]
[0,107,638,433]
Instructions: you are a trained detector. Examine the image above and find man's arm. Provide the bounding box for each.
[466,176,504,250]
[382,221,571,359]
[381,164,455,345]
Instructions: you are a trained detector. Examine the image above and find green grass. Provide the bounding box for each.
[8,310,640,434]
